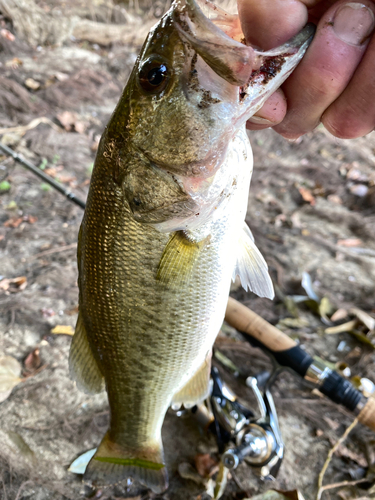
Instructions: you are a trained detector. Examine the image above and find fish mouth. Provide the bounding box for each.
[172,0,315,91]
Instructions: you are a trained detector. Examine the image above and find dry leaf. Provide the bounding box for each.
[298,187,316,205]
[350,307,375,332]
[51,325,75,336]
[178,462,206,485]
[246,490,306,500]
[24,348,41,374]
[5,57,22,68]
[325,320,358,335]
[4,215,37,227]
[25,78,40,90]
[1,29,15,41]
[65,305,79,315]
[7,431,36,463]
[0,276,27,293]
[0,355,22,396]
[194,453,219,478]
[41,307,55,318]
[330,309,348,322]
[4,216,23,228]
[57,111,77,131]
[337,238,362,247]
[331,441,367,468]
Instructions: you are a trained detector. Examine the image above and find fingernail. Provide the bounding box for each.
[248,115,273,125]
[333,3,375,46]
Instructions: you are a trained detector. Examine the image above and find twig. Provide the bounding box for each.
[320,477,370,492]
[316,418,359,500]
[15,480,33,500]
[0,117,61,136]
[29,243,77,260]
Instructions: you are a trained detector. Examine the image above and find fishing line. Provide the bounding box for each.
[0,142,86,210]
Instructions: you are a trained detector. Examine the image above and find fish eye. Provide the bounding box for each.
[138,57,170,94]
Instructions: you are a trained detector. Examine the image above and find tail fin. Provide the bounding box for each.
[84,432,168,494]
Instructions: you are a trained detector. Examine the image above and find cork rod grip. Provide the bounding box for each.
[358,398,375,432]
[225,297,296,352]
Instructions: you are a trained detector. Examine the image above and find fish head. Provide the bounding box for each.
[103,0,314,226]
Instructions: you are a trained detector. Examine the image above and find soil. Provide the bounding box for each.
[0,2,375,500]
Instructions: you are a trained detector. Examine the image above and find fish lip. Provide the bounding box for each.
[172,0,316,87]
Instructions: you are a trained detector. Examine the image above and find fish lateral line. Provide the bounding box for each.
[94,456,165,470]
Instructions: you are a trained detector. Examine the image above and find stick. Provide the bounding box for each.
[316,418,358,500]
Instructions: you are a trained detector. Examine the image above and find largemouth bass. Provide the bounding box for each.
[69,0,314,493]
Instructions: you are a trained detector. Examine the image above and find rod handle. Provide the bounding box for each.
[225,297,295,352]
[358,397,375,431]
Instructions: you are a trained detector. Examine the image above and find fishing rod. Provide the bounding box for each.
[225,297,375,432]
[0,142,86,209]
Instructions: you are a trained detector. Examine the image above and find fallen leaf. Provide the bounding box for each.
[0,355,22,396]
[4,217,23,228]
[1,29,15,41]
[350,307,375,332]
[25,78,40,90]
[50,325,75,336]
[69,448,97,474]
[57,111,77,131]
[195,453,219,478]
[213,462,228,499]
[325,320,358,335]
[330,309,348,322]
[7,431,36,463]
[5,57,22,68]
[298,187,316,205]
[4,215,37,227]
[57,174,77,184]
[349,184,368,197]
[245,490,306,500]
[277,317,310,329]
[24,348,41,374]
[337,238,362,247]
[178,462,206,485]
[41,307,55,318]
[319,297,334,325]
[65,305,79,315]
[301,272,320,302]
[327,194,342,205]
[331,441,368,468]
[0,276,27,292]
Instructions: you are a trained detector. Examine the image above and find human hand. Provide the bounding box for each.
[241,0,375,139]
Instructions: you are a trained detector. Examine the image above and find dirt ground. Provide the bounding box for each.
[0,1,375,499]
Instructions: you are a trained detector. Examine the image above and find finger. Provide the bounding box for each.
[322,32,375,137]
[247,90,287,130]
[238,0,319,49]
[274,0,375,139]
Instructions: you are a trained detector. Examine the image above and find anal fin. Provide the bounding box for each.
[85,432,168,494]
[171,352,212,409]
[69,313,105,394]
[232,223,274,299]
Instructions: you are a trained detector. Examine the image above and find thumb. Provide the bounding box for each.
[238,0,313,49]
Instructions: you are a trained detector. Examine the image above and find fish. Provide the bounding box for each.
[69,0,314,494]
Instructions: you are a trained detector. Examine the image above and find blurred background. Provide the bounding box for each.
[0,1,374,499]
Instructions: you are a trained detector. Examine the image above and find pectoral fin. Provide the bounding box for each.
[232,224,274,299]
[156,231,208,287]
[69,313,105,394]
[171,352,212,409]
